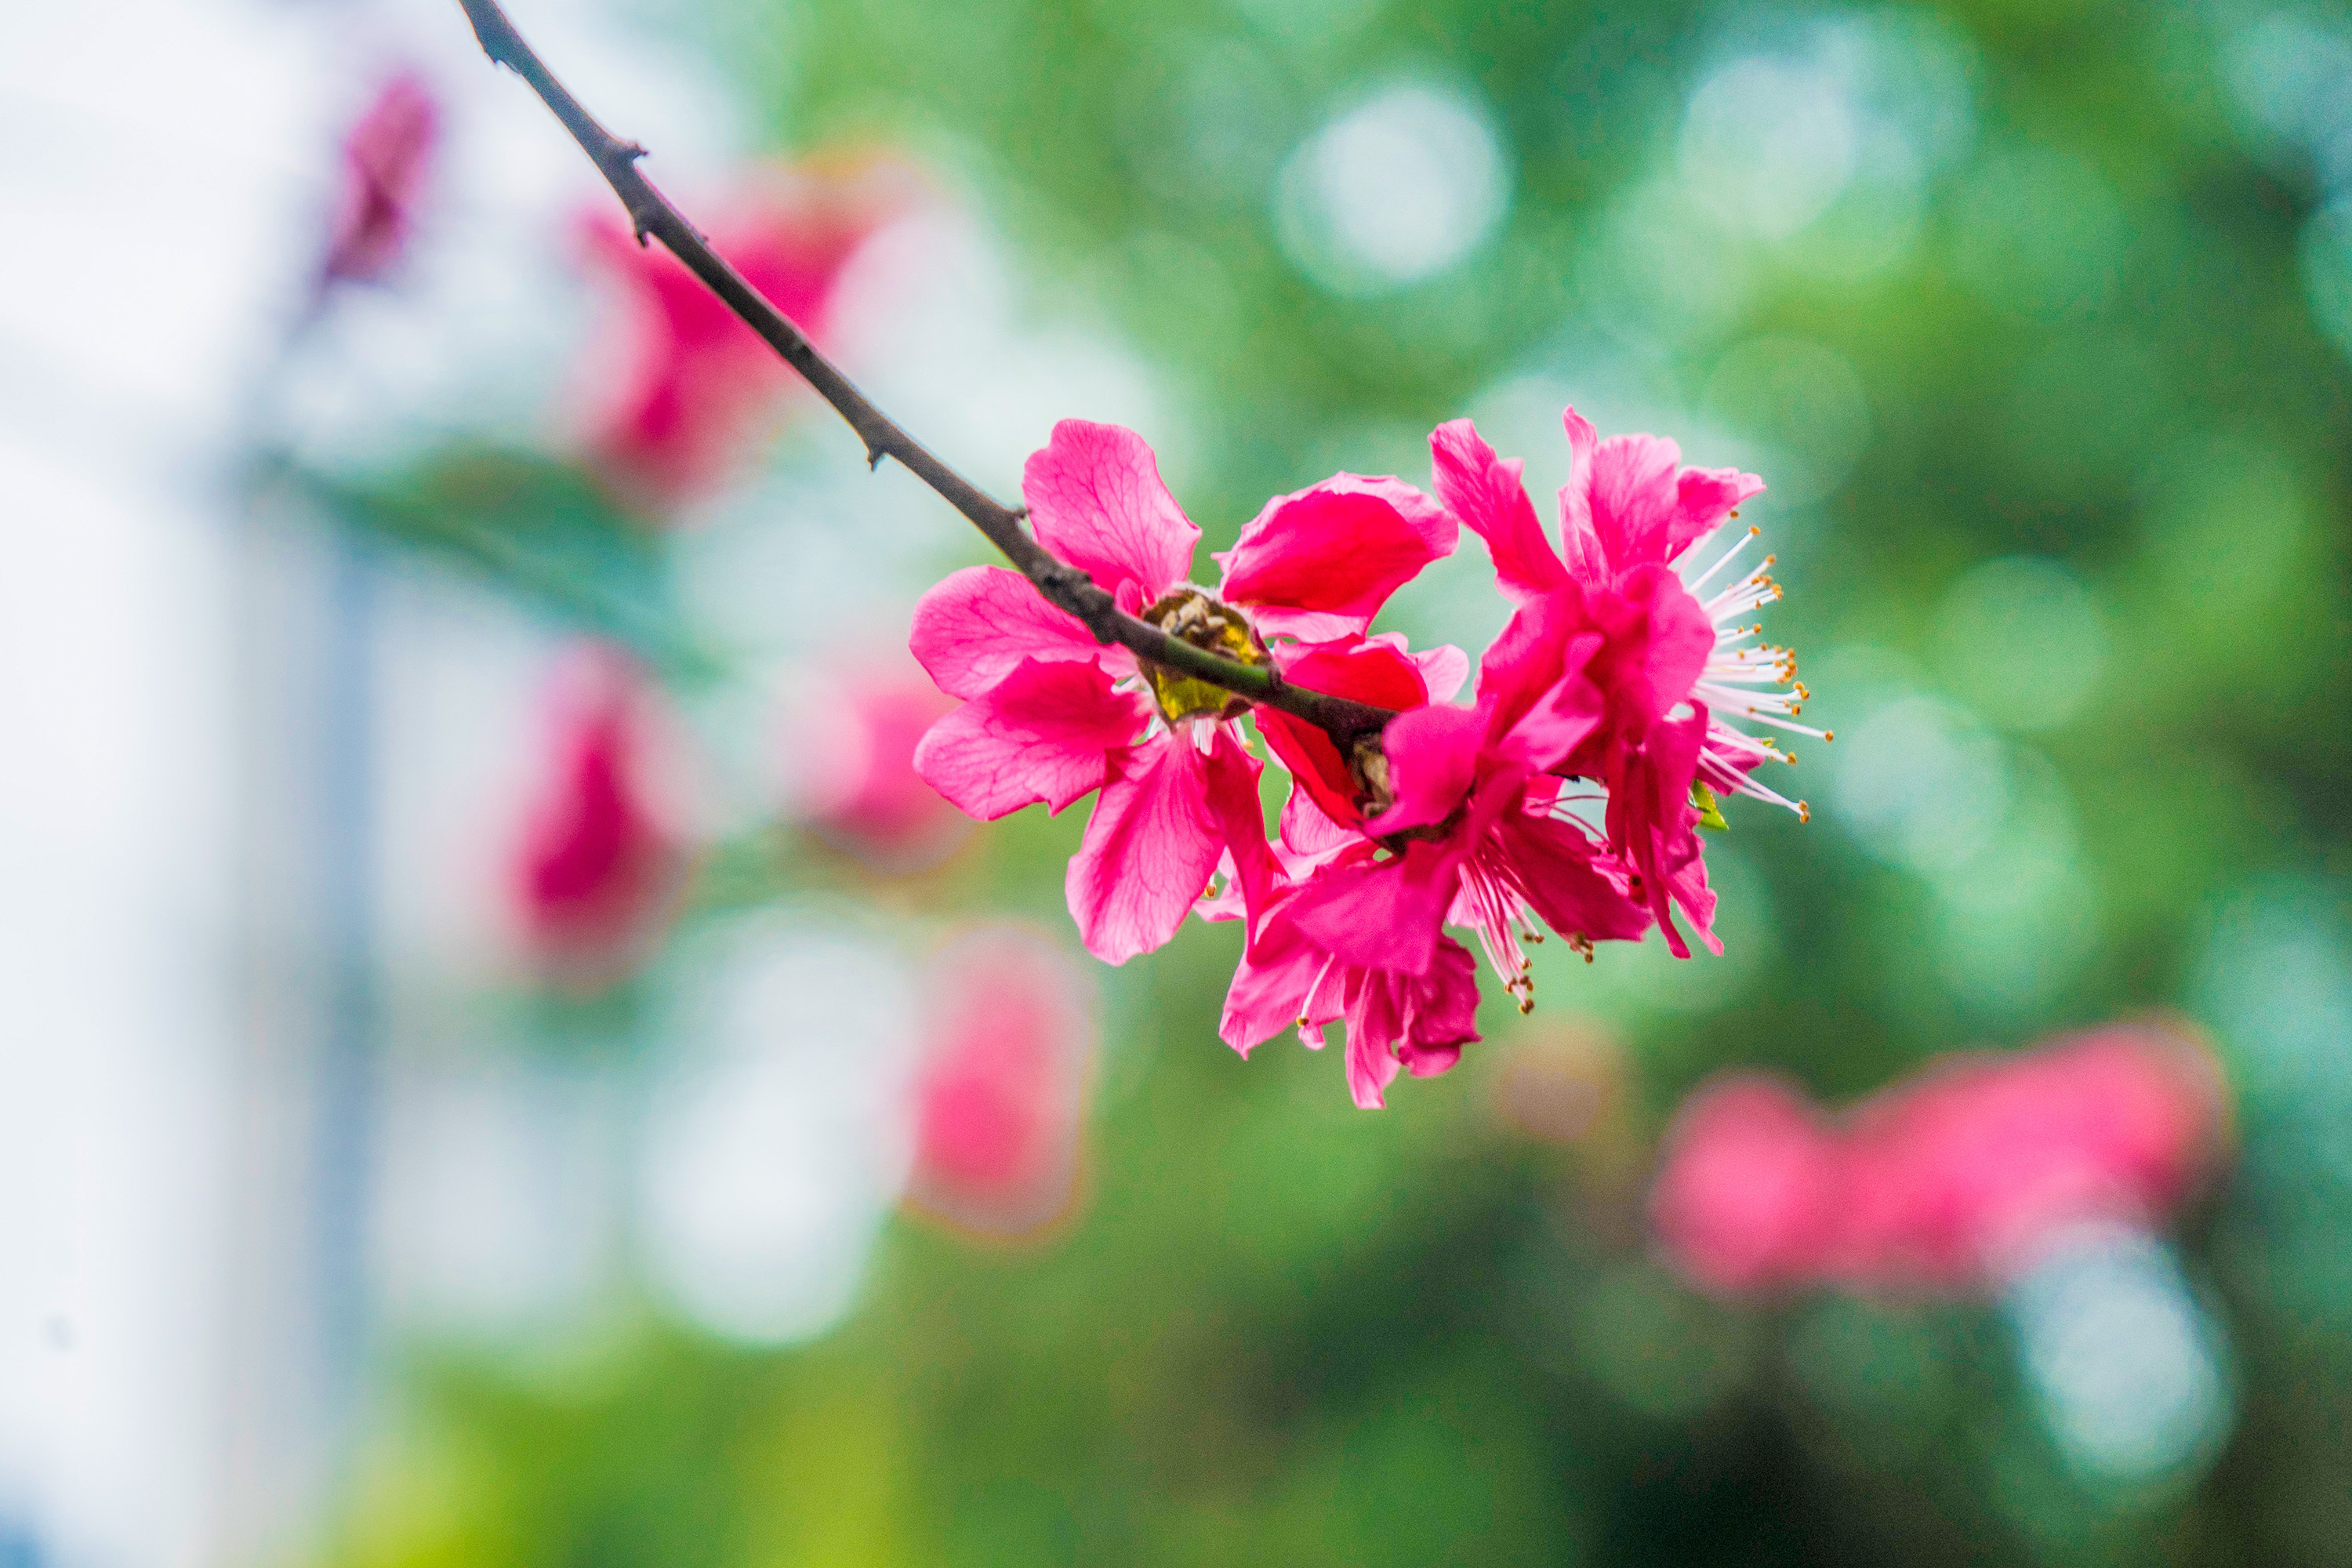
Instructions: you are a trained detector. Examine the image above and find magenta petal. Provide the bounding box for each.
[1492,662,1606,778]
[1200,728,1276,942]
[1219,907,1327,1056]
[1492,813,1651,944]
[1288,840,1457,976]
[1342,937,1482,1109]
[1022,420,1199,599]
[1065,735,1223,965]
[1345,1028,1404,1110]
[1214,474,1457,640]
[1671,466,1766,561]
[1475,593,1600,746]
[1363,703,1484,837]
[1431,419,1569,604]
[1569,430,1683,575]
[1628,564,1716,718]
[913,659,1149,821]
[1413,642,1472,705]
[909,565,1103,700]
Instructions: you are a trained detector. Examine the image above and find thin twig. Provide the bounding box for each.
[452,0,1396,744]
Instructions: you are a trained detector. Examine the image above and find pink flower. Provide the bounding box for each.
[777,653,965,868]
[321,71,439,288]
[904,926,1096,1241]
[1650,1023,2228,1298]
[575,160,906,509]
[511,645,684,985]
[1432,412,1818,956]
[1214,592,1652,1106]
[910,419,1457,966]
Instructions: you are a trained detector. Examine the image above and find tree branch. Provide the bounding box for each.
[452,0,1396,745]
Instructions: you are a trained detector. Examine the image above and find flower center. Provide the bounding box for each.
[1138,586,1269,724]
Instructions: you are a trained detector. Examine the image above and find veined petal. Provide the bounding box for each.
[1065,734,1223,965]
[909,565,1102,699]
[913,659,1149,820]
[1288,838,1457,976]
[1200,727,1277,943]
[1672,466,1766,559]
[1626,564,1717,720]
[1218,905,1329,1057]
[1022,420,1198,599]
[1606,702,1716,957]
[1431,418,1570,604]
[1566,427,1683,577]
[1342,938,1482,1109]
[1214,474,1457,639]
[1490,811,1651,944]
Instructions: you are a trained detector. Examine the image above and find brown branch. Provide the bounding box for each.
[452,0,1396,744]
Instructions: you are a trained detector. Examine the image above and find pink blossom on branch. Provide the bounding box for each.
[1649,1024,2229,1297]
[909,419,1459,967]
[574,158,909,510]
[321,71,440,289]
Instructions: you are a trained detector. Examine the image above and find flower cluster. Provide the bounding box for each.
[910,410,1817,1106]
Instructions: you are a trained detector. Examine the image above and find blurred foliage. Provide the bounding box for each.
[316,0,2352,1563]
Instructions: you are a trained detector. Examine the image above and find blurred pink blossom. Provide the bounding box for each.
[511,644,685,985]
[905,926,1096,1242]
[779,655,965,867]
[321,70,440,288]
[1650,1023,2228,1297]
[574,158,909,510]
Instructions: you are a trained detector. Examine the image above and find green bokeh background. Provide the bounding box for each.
[313,0,2352,1563]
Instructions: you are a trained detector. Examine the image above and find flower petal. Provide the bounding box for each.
[909,565,1104,699]
[913,659,1149,821]
[1287,838,1457,976]
[1065,734,1224,965]
[1022,420,1199,599]
[1489,811,1651,944]
[1200,727,1276,942]
[1342,938,1482,1109]
[1431,418,1570,604]
[1605,701,1716,957]
[1363,702,1485,837]
[1214,474,1457,639]
[1218,902,1329,1056]
[1560,408,1765,579]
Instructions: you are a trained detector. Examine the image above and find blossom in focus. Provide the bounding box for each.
[511,644,685,985]
[776,654,965,869]
[904,926,1096,1241]
[910,419,1459,966]
[1217,585,1652,1106]
[321,71,439,289]
[1649,1024,2228,1297]
[575,159,907,508]
[1432,411,1815,956]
